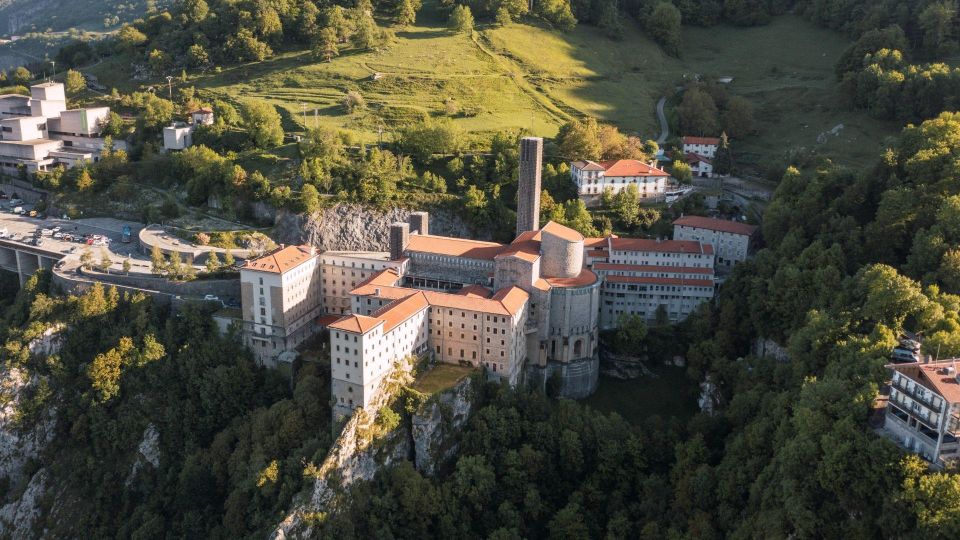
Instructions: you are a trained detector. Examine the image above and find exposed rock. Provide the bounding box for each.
[0,367,55,488]
[0,468,47,539]
[753,337,790,362]
[699,375,720,415]
[273,365,479,539]
[26,324,66,357]
[273,204,476,252]
[412,376,476,477]
[599,350,651,379]
[126,424,160,487]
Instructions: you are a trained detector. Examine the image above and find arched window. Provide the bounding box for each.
[573,339,583,357]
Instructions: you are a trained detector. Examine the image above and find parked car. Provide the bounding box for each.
[40,229,53,236]
[899,338,921,352]
[50,226,61,233]
[33,238,43,246]
[203,295,220,302]
[9,198,23,206]
[892,348,919,363]
[0,228,7,238]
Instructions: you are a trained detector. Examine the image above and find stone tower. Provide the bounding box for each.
[516,137,543,237]
[389,222,409,261]
[408,211,429,236]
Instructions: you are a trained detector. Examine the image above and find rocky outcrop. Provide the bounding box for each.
[273,369,479,539]
[412,376,476,477]
[0,367,55,488]
[753,338,790,362]
[273,204,476,252]
[699,375,720,414]
[599,350,649,379]
[126,424,161,488]
[0,468,47,539]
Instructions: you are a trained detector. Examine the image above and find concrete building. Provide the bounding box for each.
[517,137,542,236]
[240,245,322,366]
[570,159,670,206]
[681,136,720,158]
[0,82,120,175]
[884,360,960,469]
[588,237,715,326]
[672,215,757,269]
[162,123,193,151]
[162,107,216,151]
[320,250,403,315]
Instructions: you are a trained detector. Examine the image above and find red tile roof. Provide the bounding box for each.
[541,221,584,242]
[406,234,505,260]
[372,292,429,333]
[599,159,669,178]
[584,237,610,248]
[456,285,493,298]
[316,314,342,327]
[685,152,712,165]
[609,238,713,255]
[545,268,598,288]
[243,245,315,274]
[328,313,382,333]
[682,136,721,146]
[891,360,960,404]
[673,215,757,236]
[572,160,605,171]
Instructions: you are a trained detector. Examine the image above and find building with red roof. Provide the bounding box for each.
[682,136,721,158]
[570,159,671,206]
[672,215,757,269]
[885,360,960,469]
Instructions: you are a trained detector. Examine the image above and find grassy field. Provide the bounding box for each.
[86,1,899,169]
[412,364,476,395]
[584,365,699,424]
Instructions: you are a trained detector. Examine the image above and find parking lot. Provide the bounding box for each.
[0,201,151,272]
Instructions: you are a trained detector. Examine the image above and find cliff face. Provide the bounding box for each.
[0,367,56,539]
[273,204,477,252]
[273,374,478,539]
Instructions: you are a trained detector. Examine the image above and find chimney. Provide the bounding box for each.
[389,222,409,261]
[516,137,543,237]
[408,211,429,236]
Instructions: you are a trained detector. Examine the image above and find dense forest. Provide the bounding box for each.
[0,276,331,537]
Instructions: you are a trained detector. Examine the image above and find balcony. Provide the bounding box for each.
[892,377,943,412]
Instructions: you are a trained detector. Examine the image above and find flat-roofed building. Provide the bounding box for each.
[240,245,322,366]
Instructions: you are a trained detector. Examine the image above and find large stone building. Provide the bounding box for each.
[672,215,757,270]
[570,158,670,206]
[0,82,121,174]
[240,137,716,421]
[239,245,323,366]
[884,360,960,469]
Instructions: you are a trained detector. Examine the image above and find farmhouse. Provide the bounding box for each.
[570,158,670,206]
[681,135,720,157]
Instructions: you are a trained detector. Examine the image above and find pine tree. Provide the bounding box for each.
[206,251,221,273]
[150,245,166,275]
[314,27,339,62]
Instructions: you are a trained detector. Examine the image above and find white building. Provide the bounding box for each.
[329,282,528,420]
[672,215,757,269]
[570,159,670,206]
[884,360,960,469]
[681,136,720,158]
[686,153,713,178]
[162,123,193,151]
[240,245,323,366]
[588,237,715,327]
[0,82,120,174]
[163,107,216,151]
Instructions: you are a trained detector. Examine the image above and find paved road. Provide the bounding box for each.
[656,96,669,144]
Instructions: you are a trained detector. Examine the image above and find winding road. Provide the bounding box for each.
[655,96,669,143]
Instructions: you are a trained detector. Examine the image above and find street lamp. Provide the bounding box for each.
[165,75,174,100]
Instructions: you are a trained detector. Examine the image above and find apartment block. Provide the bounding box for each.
[588,237,715,326]
[240,245,322,366]
[885,361,960,469]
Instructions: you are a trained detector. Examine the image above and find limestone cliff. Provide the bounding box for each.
[0,366,56,539]
[273,203,477,252]
[273,374,479,539]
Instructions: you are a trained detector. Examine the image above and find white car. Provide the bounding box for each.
[53,232,63,239]
[51,226,61,233]
[40,228,53,236]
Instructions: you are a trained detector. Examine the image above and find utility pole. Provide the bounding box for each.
[165,75,173,100]
[50,60,55,80]
[300,102,307,129]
